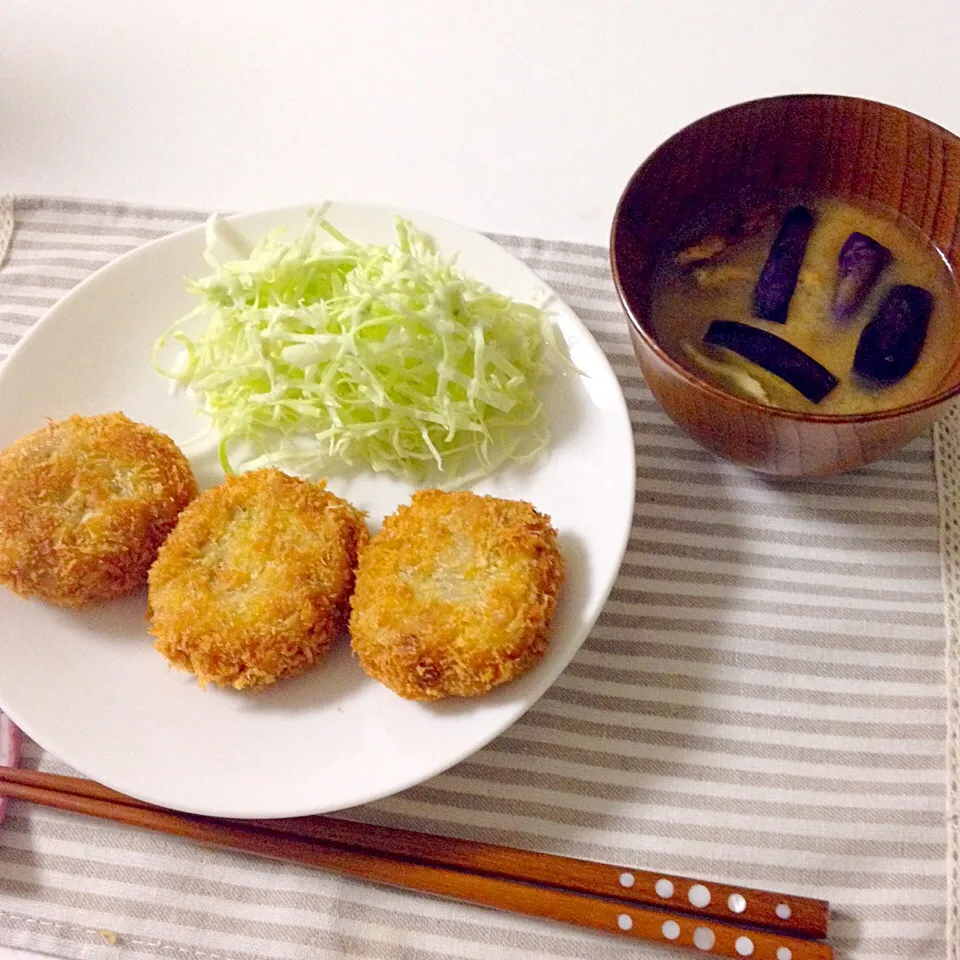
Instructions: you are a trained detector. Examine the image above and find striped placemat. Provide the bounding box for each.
[0,196,947,960]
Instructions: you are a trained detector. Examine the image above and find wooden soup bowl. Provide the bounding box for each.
[611,94,960,476]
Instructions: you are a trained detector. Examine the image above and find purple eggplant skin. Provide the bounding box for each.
[853,284,934,384]
[752,206,815,324]
[832,232,893,320]
[704,320,839,403]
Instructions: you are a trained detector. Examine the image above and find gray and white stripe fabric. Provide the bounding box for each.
[0,196,948,959]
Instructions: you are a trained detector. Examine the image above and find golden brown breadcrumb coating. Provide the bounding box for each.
[148,468,369,690]
[0,412,198,608]
[349,489,564,701]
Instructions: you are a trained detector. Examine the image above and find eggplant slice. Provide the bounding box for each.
[832,232,892,320]
[752,206,815,324]
[853,284,933,384]
[704,320,839,404]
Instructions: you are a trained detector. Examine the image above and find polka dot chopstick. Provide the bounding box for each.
[0,768,831,959]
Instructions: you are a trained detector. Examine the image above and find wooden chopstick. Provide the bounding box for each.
[0,767,828,940]
[0,768,832,960]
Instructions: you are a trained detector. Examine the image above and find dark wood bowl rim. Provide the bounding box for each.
[610,93,960,425]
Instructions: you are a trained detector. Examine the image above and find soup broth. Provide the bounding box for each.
[649,193,960,415]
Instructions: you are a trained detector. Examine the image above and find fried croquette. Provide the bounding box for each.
[349,490,564,701]
[148,469,369,690]
[0,413,198,608]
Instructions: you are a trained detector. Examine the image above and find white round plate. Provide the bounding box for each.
[0,203,634,818]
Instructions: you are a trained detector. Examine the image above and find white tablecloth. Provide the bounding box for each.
[5,0,960,244]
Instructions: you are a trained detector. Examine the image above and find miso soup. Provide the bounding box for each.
[649,193,960,415]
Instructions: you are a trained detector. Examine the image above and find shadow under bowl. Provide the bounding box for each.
[611,93,960,477]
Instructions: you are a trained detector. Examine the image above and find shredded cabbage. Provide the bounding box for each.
[153,210,571,486]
